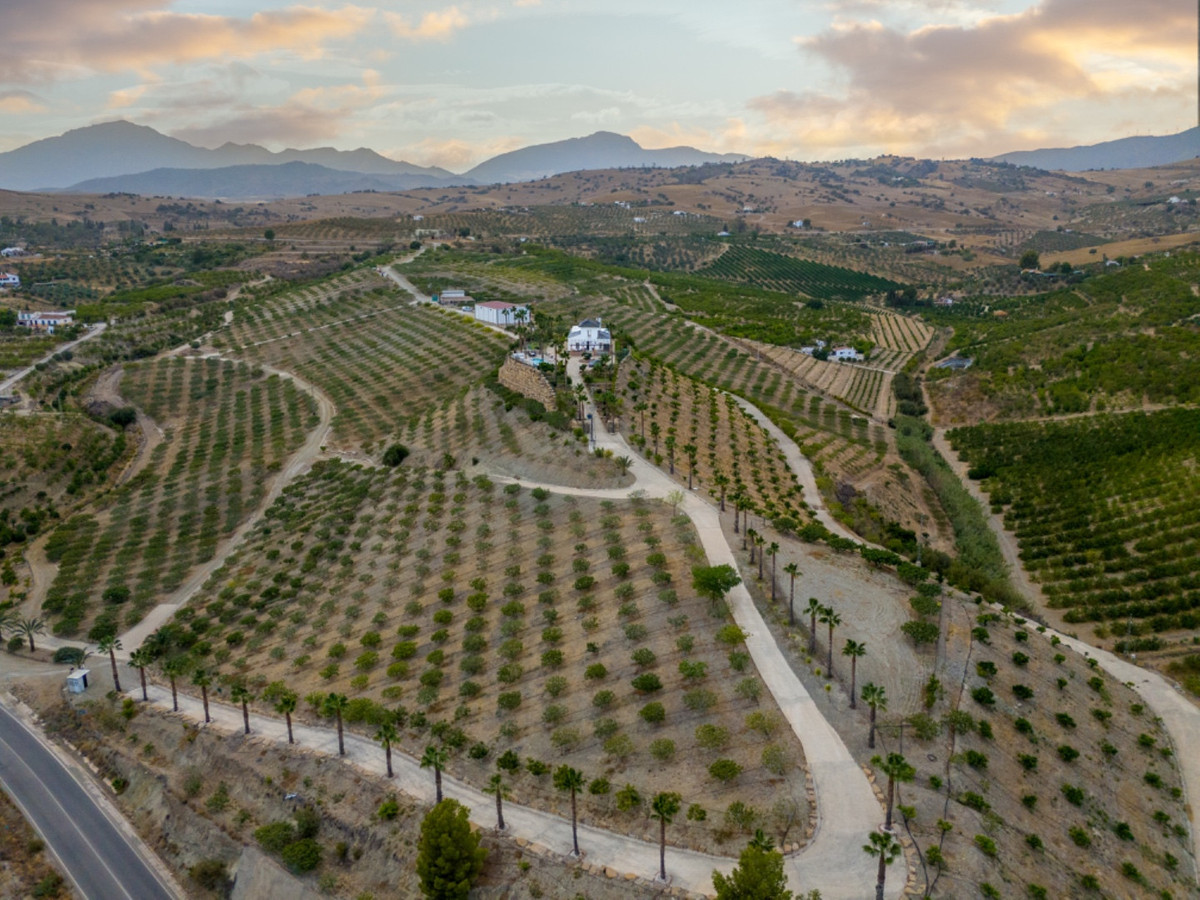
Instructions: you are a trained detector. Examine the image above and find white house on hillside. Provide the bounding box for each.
[830,346,864,362]
[18,310,74,333]
[567,318,612,355]
[0,272,20,287]
[474,301,528,327]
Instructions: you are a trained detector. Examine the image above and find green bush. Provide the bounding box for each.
[709,758,742,782]
[254,820,296,854]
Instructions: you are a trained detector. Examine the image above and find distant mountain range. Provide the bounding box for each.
[464,131,747,184]
[994,127,1200,171]
[0,121,748,198]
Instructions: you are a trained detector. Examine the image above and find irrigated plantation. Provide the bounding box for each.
[615,357,805,523]
[40,356,317,638]
[157,462,810,854]
[226,271,510,452]
[695,244,905,302]
[948,408,1200,657]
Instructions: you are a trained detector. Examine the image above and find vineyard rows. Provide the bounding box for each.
[41,357,316,638]
[867,311,933,354]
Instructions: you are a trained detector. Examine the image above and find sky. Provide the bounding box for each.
[0,0,1196,172]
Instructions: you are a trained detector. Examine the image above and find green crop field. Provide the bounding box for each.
[948,408,1200,648]
[40,356,318,638]
[696,244,905,302]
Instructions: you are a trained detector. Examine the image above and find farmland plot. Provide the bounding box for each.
[948,408,1200,653]
[40,357,318,638]
[162,463,810,854]
[231,275,510,451]
[696,245,905,301]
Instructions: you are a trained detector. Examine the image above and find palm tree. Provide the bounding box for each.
[421,745,448,803]
[712,472,729,512]
[745,526,755,557]
[97,635,122,693]
[634,401,648,439]
[767,542,779,601]
[650,791,682,882]
[683,442,698,489]
[649,421,661,456]
[843,640,866,709]
[231,684,254,735]
[805,598,822,655]
[163,657,188,712]
[192,668,212,724]
[820,606,842,677]
[553,764,585,857]
[486,772,509,831]
[376,720,399,778]
[783,562,800,626]
[664,435,676,474]
[324,693,349,756]
[864,829,902,900]
[862,682,887,749]
[731,491,744,534]
[275,689,298,744]
[873,752,915,831]
[128,646,152,702]
[16,617,45,652]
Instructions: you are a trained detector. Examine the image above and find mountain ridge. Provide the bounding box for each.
[993,127,1200,171]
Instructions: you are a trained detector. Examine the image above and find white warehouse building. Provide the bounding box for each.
[474,300,529,328]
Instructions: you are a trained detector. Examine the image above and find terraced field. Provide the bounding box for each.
[162,462,810,854]
[947,408,1200,654]
[619,359,804,521]
[40,356,318,638]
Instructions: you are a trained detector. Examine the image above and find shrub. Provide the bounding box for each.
[650,738,676,761]
[615,784,642,811]
[959,792,990,813]
[976,660,997,678]
[964,750,988,770]
[592,690,615,708]
[1061,784,1085,805]
[1057,745,1080,763]
[593,718,619,739]
[639,702,666,724]
[588,777,610,795]
[603,733,634,759]
[1055,712,1077,729]
[1068,825,1091,847]
[1018,754,1038,772]
[715,624,748,645]
[683,689,718,711]
[1012,684,1034,701]
[382,444,409,467]
[678,659,708,680]
[542,704,567,726]
[1011,651,1030,667]
[254,821,295,854]
[901,621,940,645]
[761,744,789,775]
[971,686,996,707]
[709,758,742,782]
[585,663,607,680]
[497,691,522,712]
[631,673,663,693]
[974,834,997,857]
[695,724,730,750]
[631,648,657,667]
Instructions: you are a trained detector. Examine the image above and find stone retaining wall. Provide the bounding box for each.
[498,357,557,409]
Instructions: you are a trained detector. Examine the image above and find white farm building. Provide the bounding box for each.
[567,318,612,355]
[474,301,528,327]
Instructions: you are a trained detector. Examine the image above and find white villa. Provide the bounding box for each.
[830,346,864,362]
[18,310,75,333]
[567,318,612,355]
[0,272,19,287]
[474,301,529,327]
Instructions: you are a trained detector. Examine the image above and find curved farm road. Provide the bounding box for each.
[0,322,108,397]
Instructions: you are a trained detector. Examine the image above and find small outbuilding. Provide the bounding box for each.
[475,301,528,327]
[66,669,91,693]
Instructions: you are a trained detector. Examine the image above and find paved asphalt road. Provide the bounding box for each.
[0,703,176,900]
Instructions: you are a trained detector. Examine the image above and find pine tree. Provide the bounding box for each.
[416,799,487,900]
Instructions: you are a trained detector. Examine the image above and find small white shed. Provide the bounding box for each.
[66,669,91,693]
